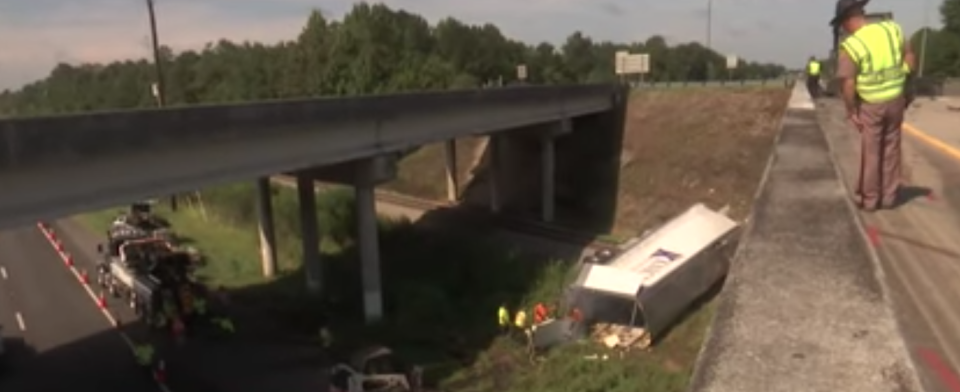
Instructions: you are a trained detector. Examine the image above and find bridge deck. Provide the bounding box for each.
[819,99,960,392]
[688,86,921,392]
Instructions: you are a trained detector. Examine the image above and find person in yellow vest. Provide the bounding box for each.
[805,56,822,99]
[831,0,915,211]
[134,343,156,378]
[497,305,510,334]
[212,316,235,335]
[513,309,527,330]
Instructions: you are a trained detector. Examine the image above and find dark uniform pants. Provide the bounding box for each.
[855,96,905,209]
[806,75,821,98]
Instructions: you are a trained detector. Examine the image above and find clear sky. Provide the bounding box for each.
[0,0,941,91]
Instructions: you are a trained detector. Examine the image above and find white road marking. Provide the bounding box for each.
[1,266,7,279]
[15,311,26,331]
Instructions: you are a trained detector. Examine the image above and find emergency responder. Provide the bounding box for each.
[831,0,915,211]
[497,305,510,334]
[533,302,549,324]
[134,343,156,377]
[806,56,822,99]
[212,316,235,335]
[513,309,527,331]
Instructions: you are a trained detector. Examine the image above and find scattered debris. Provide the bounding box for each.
[328,346,424,392]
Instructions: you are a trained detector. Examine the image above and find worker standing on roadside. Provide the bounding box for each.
[134,343,156,377]
[832,0,915,211]
[513,309,527,332]
[533,302,549,324]
[497,305,510,334]
[806,56,822,99]
[212,316,235,336]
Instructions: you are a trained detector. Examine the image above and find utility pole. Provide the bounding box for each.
[706,0,714,81]
[706,0,713,51]
[145,0,177,211]
[918,0,930,77]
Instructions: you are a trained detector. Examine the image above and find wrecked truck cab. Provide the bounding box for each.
[567,203,739,348]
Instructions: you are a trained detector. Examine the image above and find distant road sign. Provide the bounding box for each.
[616,53,650,74]
[726,55,739,69]
[516,64,527,80]
[615,51,629,74]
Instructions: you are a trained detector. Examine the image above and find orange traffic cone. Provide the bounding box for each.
[97,291,107,309]
[80,269,89,284]
[55,239,64,252]
[64,253,74,267]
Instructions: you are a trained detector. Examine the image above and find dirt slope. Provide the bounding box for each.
[613,88,789,236]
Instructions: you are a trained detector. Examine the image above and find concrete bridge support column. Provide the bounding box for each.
[541,119,571,223]
[488,135,502,213]
[540,134,556,223]
[355,159,384,323]
[256,177,278,278]
[444,140,458,202]
[296,173,323,294]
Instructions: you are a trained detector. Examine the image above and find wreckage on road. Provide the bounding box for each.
[561,203,739,350]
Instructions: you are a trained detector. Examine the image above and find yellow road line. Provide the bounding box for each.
[903,122,960,162]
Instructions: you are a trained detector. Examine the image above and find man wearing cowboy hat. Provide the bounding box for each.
[832,0,916,211]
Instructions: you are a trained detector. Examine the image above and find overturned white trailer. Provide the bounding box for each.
[567,203,739,346]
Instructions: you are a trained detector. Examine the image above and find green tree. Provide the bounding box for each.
[1,3,786,115]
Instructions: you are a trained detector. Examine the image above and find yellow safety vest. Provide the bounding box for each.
[840,20,908,103]
[807,61,821,76]
[514,310,527,328]
[135,345,154,366]
[498,306,509,327]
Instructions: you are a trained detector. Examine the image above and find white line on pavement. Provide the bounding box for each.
[1,266,7,279]
[15,311,26,331]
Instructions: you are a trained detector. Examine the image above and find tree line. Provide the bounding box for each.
[0,3,786,116]
[910,0,960,78]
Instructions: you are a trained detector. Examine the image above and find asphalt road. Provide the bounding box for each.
[0,227,159,391]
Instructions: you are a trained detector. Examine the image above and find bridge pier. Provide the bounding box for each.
[255,177,278,278]
[488,135,502,213]
[356,176,383,323]
[540,119,572,223]
[354,156,397,323]
[444,140,458,202]
[296,172,323,294]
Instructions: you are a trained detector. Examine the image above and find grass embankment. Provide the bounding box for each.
[76,181,710,392]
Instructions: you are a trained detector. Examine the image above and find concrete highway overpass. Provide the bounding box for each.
[0,83,624,321]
